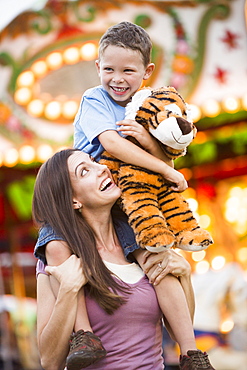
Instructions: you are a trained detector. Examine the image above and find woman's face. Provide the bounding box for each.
[68,151,121,211]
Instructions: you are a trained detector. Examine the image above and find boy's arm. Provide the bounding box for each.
[99,130,187,191]
[116,119,174,167]
[46,240,72,266]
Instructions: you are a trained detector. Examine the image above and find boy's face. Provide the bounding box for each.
[95,45,154,107]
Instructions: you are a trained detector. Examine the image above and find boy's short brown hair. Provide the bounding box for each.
[98,21,152,67]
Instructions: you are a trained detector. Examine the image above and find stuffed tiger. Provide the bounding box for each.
[100,86,213,252]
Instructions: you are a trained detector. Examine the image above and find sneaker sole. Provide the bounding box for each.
[66,349,107,369]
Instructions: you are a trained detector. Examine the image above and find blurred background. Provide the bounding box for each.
[0,0,247,369]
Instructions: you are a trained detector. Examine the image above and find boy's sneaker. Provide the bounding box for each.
[66,330,107,370]
[179,350,215,370]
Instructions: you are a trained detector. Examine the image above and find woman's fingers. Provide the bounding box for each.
[45,255,87,289]
[143,250,191,285]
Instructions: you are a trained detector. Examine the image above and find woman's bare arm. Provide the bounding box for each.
[37,255,86,370]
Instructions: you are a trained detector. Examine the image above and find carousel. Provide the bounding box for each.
[0,0,247,369]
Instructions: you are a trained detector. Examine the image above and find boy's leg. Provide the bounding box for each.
[154,274,197,355]
[134,249,215,369]
[134,249,196,355]
[74,289,92,332]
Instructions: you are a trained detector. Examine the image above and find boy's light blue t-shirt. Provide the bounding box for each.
[73,85,126,161]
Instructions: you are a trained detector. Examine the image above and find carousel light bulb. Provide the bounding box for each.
[36,144,53,162]
[192,250,206,262]
[44,101,61,120]
[220,319,234,333]
[229,186,242,197]
[186,198,198,212]
[62,100,78,119]
[14,87,32,105]
[46,52,63,70]
[188,104,201,122]
[202,99,221,117]
[63,47,80,64]
[225,196,239,222]
[236,222,247,236]
[242,93,247,110]
[80,42,97,61]
[199,214,211,228]
[195,260,209,274]
[17,71,35,87]
[3,148,19,167]
[31,60,48,77]
[211,256,225,270]
[19,145,35,164]
[27,99,44,117]
[223,96,240,113]
[237,247,247,263]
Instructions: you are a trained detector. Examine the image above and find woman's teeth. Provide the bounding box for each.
[100,178,112,191]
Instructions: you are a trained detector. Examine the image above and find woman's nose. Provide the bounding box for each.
[95,162,108,174]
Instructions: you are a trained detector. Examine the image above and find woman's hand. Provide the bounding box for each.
[45,254,87,293]
[141,249,191,285]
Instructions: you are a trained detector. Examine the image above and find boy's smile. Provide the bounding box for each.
[96,45,154,107]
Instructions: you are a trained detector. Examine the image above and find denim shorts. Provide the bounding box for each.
[34,203,139,264]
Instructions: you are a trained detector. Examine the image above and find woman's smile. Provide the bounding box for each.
[99,177,114,191]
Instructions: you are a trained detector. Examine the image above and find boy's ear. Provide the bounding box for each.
[95,60,100,74]
[143,63,155,80]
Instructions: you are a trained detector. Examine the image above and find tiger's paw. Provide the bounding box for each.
[145,243,174,253]
[138,230,175,252]
[176,229,213,252]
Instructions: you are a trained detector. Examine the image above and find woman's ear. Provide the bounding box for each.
[73,199,82,210]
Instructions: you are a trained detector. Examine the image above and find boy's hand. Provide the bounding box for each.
[163,167,188,192]
[116,119,154,152]
[117,119,174,166]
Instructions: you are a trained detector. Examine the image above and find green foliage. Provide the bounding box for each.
[6,175,36,220]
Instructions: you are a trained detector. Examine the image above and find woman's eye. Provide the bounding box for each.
[81,169,89,176]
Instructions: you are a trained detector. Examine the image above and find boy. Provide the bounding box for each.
[34,22,215,370]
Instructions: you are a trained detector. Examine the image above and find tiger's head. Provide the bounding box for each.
[125,86,197,158]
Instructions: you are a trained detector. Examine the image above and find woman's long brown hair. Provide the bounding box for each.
[32,149,129,314]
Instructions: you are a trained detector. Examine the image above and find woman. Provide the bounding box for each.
[32,149,204,370]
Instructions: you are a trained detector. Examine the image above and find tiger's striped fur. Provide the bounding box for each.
[100,86,213,251]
